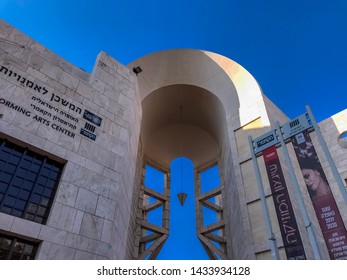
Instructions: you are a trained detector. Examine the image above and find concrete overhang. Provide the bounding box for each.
[128,49,264,166]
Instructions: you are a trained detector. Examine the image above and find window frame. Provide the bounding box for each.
[0,233,39,260]
[0,138,64,224]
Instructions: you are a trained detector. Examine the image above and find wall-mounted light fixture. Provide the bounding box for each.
[133,66,142,75]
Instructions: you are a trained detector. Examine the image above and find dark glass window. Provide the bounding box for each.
[0,233,38,260]
[0,139,64,224]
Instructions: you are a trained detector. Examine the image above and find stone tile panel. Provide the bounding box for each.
[95,195,117,220]
[55,182,79,207]
[75,188,98,214]
[0,20,14,37]
[80,213,103,240]
[8,28,30,46]
[74,249,97,260]
[40,60,63,81]
[60,71,79,91]
[20,48,45,70]
[39,226,67,245]
[48,244,75,260]
[4,53,29,72]
[64,233,89,251]
[0,213,14,231]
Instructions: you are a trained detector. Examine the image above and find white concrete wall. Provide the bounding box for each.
[0,19,142,259]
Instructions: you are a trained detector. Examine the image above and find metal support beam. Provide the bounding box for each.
[248,135,280,260]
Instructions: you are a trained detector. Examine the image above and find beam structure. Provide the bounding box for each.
[134,159,170,260]
[195,161,228,259]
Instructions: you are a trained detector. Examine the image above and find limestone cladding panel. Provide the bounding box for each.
[4,53,29,72]
[10,216,42,239]
[74,249,98,260]
[55,204,80,232]
[248,198,281,247]
[104,83,120,101]
[43,140,68,158]
[222,122,256,259]
[0,78,16,98]
[77,80,95,100]
[0,213,14,231]
[55,182,79,207]
[38,226,67,245]
[79,213,104,240]
[36,241,51,260]
[71,210,84,234]
[46,202,63,227]
[95,195,117,221]
[40,60,63,81]
[75,188,99,214]
[47,244,75,260]
[90,76,106,93]
[42,49,60,65]
[46,77,68,94]
[27,39,45,56]
[60,71,79,91]
[109,181,120,201]
[70,164,93,189]
[93,91,110,109]
[100,69,115,87]
[87,238,114,260]
[90,173,111,197]
[64,232,90,251]
[0,41,24,59]
[26,66,49,83]
[241,159,271,202]
[20,48,45,71]
[101,219,114,244]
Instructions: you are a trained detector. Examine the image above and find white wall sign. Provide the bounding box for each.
[253,130,278,154]
[282,113,312,140]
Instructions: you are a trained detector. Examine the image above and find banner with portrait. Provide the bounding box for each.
[292,131,347,260]
[263,146,306,260]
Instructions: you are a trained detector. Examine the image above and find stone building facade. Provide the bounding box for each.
[0,19,346,260]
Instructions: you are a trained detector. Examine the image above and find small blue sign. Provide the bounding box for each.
[83,110,102,126]
[80,128,96,141]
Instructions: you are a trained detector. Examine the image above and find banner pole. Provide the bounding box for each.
[248,135,280,260]
[306,105,347,205]
[275,122,322,259]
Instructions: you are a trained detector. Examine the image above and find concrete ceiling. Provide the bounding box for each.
[141,84,227,167]
[129,49,266,167]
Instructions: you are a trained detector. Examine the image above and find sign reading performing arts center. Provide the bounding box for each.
[0,64,102,141]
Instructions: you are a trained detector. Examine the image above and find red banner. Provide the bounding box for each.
[292,131,347,260]
[263,146,306,260]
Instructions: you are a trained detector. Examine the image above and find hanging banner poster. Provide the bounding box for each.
[292,131,347,260]
[263,145,306,260]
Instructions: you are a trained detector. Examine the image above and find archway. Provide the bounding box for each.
[146,157,211,260]
[135,83,228,259]
[128,49,268,260]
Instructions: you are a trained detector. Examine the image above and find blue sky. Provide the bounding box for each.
[1,0,347,259]
[1,0,346,121]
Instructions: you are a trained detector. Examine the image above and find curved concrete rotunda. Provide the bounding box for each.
[129,50,271,166]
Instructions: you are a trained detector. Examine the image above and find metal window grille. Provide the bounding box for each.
[0,139,64,224]
[0,233,38,260]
